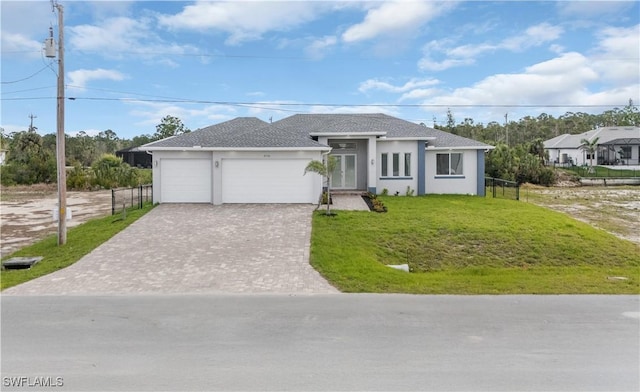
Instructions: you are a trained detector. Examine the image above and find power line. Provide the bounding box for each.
[1,64,53,84]
[1,94,638,110]
[1,86,56,95]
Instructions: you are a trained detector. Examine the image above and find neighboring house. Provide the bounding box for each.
[116,146,152,168]
[544,126,640,166]
[142,114,493,204]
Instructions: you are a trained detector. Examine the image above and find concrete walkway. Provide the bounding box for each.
[326,194,370,211]
[3,204,338,295]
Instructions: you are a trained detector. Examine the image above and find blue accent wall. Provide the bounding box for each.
[417,141,426,195]
[477,149,486,196]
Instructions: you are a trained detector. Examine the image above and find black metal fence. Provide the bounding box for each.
[485,177,520,201]
[565,166,640,178]
[112,184,153,215]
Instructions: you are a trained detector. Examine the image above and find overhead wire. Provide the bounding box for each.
[1,65,53,84]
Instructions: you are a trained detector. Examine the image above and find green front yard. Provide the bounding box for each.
[310,195,640,294]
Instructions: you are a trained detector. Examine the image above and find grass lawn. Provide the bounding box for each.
[1,204,154,291]
[310,195,639,294]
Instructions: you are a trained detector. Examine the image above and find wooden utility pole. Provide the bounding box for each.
[504,113,509,147]
[28,114,37,132]
[55,2,66,245]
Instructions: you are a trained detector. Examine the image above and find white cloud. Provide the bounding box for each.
[127,100,237,129]
[310,104,400,117]
[157,1,327,45]
[67,68,127,90]
[306,35,337,60]
[419,22,564,71]
[419,51,638,120]
[359,77,440,93]
[590,25,640,85]
[342,1,455,43]
[500,23,564,52]
[68,16,199,60]
[0,32,44,59]
[557,1,635,18]
[399,88,439,101]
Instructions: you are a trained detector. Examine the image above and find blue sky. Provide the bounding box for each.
[2,0,639,140]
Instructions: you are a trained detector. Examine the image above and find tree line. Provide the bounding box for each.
[435,101,639,185]
[2,103,638,188]
[0,115,189,188]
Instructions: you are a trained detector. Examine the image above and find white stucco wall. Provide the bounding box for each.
[425,149,478,195]
[376,140,419,196]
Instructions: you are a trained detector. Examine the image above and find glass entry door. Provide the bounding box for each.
[331,154,357,189]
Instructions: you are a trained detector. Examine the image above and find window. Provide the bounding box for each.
[404,153,411,176]
[620,146,632,159]
[436,153,463,175]
[381,153,388,176]
[392,153,400,176]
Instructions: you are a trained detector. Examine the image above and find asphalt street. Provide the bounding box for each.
[1,294,638,391]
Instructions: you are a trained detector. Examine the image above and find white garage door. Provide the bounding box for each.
[222,159,315,203]
[160,159,212,203]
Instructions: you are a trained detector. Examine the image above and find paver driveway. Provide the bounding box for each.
[3,204,338,295]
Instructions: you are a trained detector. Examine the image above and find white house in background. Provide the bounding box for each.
[544,126,640,167]
[142,114,493,204]
[0,149,7,166]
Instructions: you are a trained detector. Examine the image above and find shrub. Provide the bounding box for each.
[67,164,93,190]
[92,154,137,189]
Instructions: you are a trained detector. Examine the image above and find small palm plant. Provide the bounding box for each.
[304,155,337,215]
[579,137,599,173]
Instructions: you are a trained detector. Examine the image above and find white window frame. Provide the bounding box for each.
[381,152,412,178]
[381,153,388,176]
[436,152,464,176]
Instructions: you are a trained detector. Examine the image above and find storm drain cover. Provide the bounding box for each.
[2,257,43,270]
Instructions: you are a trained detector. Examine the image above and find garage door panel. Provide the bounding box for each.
[161,159,211,203]
[222,159,314,203]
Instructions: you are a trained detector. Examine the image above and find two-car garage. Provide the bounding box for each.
[155,153,321,204]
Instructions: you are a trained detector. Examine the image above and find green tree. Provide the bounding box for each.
[154,115,190,140]
[2,131,56,184]
[579,137,599,169]
[304,155,338,215]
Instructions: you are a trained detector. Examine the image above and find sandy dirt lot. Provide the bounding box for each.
[1,185,112,257]
[522,186,640,245]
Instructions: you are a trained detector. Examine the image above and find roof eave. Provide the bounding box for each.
[380,137,436,141]
[142,146,331,152]
[310,132,387,137]
[427,146,495,151]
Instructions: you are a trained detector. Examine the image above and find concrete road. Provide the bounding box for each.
[2,295,638,391]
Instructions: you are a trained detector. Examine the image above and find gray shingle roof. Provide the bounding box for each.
[143,117,269,148]
[275,113,492,148]
[142,113,492,149]
[544,126,640,149]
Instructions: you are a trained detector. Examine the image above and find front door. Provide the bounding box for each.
[331,154,357,189]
